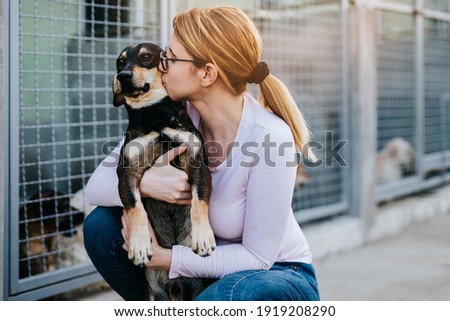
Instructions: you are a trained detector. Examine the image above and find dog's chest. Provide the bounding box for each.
[125,102,190,136]
[123,103,198,162]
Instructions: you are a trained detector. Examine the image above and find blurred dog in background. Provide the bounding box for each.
[19,189,93,278]
[376,137,415,184]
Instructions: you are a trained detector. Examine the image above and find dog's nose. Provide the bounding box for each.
[117,70,133,82]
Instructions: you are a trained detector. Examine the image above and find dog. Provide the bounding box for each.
[112,43,216,300]
[55,188,97,268]
[376,137,415,183]
[19,190,85,278]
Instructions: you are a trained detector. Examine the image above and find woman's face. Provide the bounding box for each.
[160,34,202,102]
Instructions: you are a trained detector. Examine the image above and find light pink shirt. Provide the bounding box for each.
[85,93,312,279]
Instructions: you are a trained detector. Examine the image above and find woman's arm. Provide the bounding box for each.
[85,140,192,207]
[85,139,124,207]
[168,126,299,279]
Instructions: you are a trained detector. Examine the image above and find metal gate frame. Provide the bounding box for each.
[3,0,176,301]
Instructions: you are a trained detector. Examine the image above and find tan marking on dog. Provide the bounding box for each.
[162,127,202,157]
[124,132,160,162]
[190,188,215,256]
[138,47,153,58]
[113,75,121,94]
[127,198,153,266]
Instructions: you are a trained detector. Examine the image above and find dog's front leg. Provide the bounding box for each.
[118,135,159,266]
[161,128,216,256]
[190,179,216,256]
[183,145,216,257]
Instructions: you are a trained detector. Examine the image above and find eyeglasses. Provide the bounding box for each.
[159,50,198,72]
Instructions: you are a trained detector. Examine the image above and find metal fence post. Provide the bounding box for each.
[349,2,378,232]
[3,0,21,300]
[159,0,176,47]
[415,0,425,179]
[1,0,6,301]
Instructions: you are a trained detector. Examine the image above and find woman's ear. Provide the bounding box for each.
[199,63,218,87]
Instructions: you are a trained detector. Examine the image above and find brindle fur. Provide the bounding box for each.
[113,43,215,300]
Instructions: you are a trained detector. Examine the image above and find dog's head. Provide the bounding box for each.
[384,137,415,166]
[113,43,167,109]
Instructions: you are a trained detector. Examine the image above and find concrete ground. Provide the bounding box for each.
[78,214,450,301]
[314,214,450,300]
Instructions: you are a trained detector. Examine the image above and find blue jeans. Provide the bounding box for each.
[83,206,320,301]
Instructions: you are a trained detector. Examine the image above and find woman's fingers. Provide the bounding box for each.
[139,145,193,204]
[156,145,188,165]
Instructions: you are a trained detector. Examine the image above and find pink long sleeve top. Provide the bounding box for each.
[85,93,312,279]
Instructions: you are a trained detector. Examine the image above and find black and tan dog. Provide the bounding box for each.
[113,43,216,300]
[19,190,85,278]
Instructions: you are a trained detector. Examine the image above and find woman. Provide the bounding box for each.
[84,6,319,301]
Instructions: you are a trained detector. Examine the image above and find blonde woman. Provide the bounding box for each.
[84,6,319,301]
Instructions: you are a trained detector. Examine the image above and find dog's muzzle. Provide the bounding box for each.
[117,71,150,93]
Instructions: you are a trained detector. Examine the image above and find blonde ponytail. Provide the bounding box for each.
[259,75,317,162]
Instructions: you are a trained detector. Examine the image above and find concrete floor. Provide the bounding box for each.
[314,215,450,300]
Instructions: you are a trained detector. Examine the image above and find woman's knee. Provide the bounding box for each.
[196,269,319,301]
[83,206,123,253]
[228,271,296,301]
[196,270,268,301]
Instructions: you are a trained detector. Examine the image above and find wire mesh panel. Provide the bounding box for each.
[257,1,345,219]
[376,11,417,185]
[424,18,450,176]
[425,0,450,12]
[11,0,160,299]
[177,0,347,222]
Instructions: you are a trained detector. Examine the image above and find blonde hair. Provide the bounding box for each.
[173,6,316,161]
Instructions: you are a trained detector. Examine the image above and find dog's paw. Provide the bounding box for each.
[191,223,216,257]
[128,227,153,267]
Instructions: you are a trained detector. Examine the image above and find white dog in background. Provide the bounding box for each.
[376,137,415,184]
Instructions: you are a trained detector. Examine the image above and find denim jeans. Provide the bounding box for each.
[83,206,320,301]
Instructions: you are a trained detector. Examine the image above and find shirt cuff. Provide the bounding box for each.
[168,245,183,279]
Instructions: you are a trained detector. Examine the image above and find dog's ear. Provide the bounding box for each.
[112,79,125,107]
[113,92,125,107]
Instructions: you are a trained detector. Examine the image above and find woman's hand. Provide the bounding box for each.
[139,145,192,205]
[121,209,172,271]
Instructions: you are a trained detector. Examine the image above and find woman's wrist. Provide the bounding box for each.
[147,246,172,272]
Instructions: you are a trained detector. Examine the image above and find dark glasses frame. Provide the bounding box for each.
[159,50,198,72]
